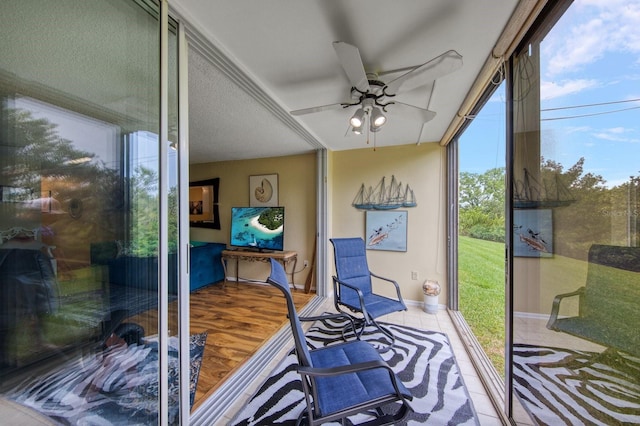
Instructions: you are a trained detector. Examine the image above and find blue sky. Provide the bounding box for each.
[461,0,640,188]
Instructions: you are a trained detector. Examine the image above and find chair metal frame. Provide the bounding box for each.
[266,258,413,426]
[330,238,407,346]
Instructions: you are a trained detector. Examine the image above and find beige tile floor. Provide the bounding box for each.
[219,299,505,425]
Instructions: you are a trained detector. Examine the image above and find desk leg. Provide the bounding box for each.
[235,257,239,286]
[292,258,297,290]
[221,257,228,288]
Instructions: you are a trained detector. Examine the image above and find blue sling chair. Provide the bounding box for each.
[330,238,407,346]
[266,258,413,426]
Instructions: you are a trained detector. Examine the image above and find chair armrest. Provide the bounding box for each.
[370,272,406,306]
[298,359,390,376]
[299,313,349,322]
[546,286,585,330]
[332,276,369,320]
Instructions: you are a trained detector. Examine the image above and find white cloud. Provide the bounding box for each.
[540,78,598,100]
[594,132,624,141]
[603,178,629,188]
[593,126,639,143]
[545,21,605,76]
[565,125,592,134]
[544,1,640,76]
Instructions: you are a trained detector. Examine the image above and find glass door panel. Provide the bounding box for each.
[510,1,640,424]
[0,0,181,423]
[458,81,507,375]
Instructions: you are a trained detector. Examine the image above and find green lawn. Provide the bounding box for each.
[458,235,505,375]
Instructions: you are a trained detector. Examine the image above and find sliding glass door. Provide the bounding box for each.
[0,0,184,423]
[457,80,507,377]
[510,1,640,424]
[450,1,640,423]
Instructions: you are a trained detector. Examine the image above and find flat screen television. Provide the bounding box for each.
[230,206,285,251]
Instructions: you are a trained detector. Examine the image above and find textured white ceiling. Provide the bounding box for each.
[2,1,520,165]
[188,48,321,163]
[174,0,518,163]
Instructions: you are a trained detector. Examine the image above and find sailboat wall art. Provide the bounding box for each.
[352,175,417,210]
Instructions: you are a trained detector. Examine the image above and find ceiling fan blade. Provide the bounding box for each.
[391,101,437,123]
[384,50,463,96]
[332,41,370,93]
[290,102,345,116]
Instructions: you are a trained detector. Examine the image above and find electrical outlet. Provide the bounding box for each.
[411,271,418,280]
[304,260,309,267]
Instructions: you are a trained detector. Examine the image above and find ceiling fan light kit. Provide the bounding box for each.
[370,106,386,127]
[289,41,463,143]
[349,108,366,128]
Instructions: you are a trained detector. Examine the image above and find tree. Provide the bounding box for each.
[127,165,178,257]
[2,106,177,261]
[460,167,505,213]
[459,167,505,242]
[2,107,125,263]
[540,157,610,258]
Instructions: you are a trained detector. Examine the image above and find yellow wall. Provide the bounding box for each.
[189,143,448,304]
[330,143,447,303]
[189,153,316,287]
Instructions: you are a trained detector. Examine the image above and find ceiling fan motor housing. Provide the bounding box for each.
[349,80,392,111]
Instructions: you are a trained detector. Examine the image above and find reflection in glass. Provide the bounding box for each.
[0,0,185,423]
[511,1,640,424]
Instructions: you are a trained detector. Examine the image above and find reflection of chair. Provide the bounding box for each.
[547,244,640,357]
[266,258,413,426]
[330,237,407,346]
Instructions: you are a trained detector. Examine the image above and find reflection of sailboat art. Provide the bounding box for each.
[513,208,553,257]
[514,168,574,209]
[515,226,548,252]
[352,176,417,210]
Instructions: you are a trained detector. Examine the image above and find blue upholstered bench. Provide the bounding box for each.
[103,241,225,294]
[189,242,225,291]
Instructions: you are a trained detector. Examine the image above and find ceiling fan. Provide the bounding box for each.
[290,41,463,136]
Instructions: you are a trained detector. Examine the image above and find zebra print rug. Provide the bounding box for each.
[231,318,479,425]
[7,332,207,425]
[513,344,640,425]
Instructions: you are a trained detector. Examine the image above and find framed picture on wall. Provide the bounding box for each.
[513,209,553,257]
[249,174,278,207]
[365,210,408,252]
[189,178,221,229]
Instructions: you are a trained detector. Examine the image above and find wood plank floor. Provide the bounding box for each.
[125,281,314,410]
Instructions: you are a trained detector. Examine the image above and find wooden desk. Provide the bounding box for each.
[221,249,298,289]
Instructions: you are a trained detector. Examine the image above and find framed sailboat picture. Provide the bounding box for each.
[365,210,408,252]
